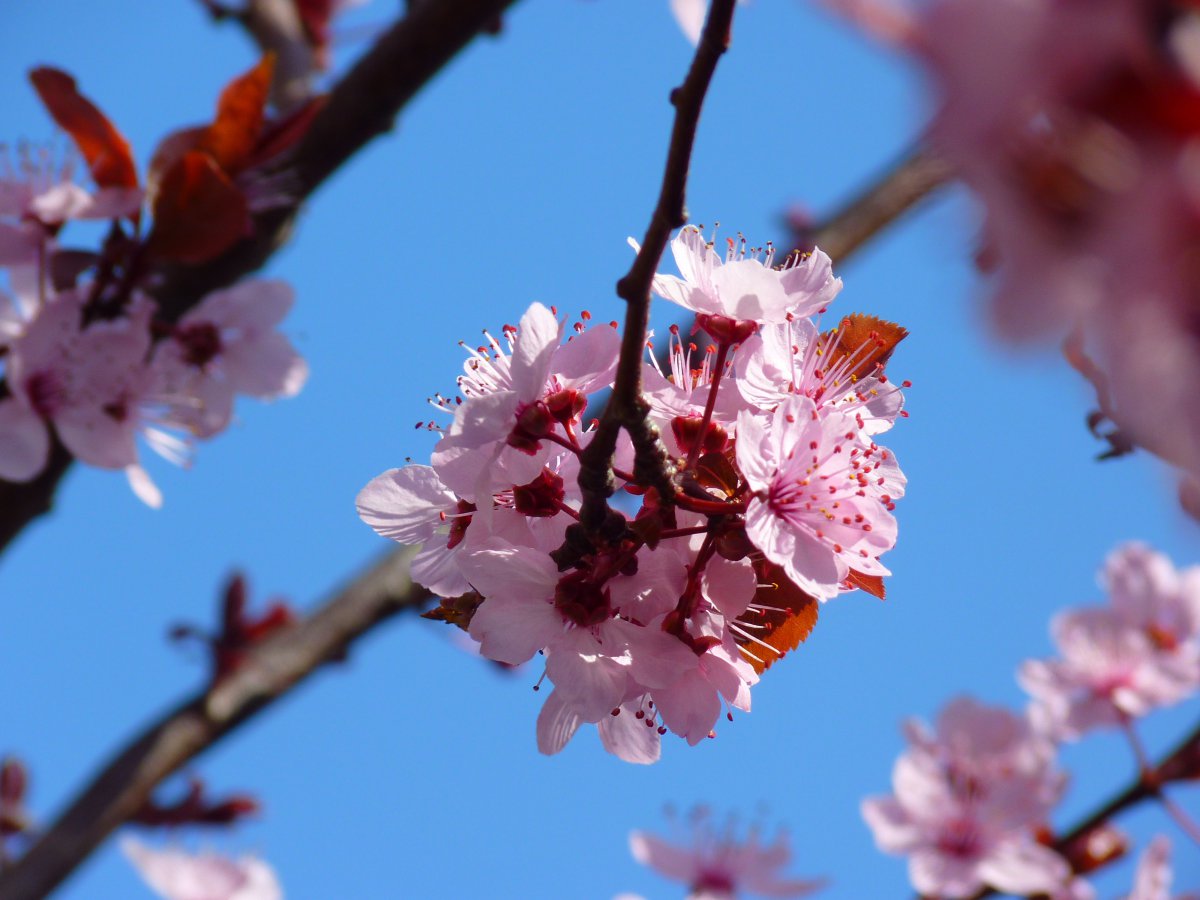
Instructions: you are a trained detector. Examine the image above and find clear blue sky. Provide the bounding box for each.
[0,1,1197,897]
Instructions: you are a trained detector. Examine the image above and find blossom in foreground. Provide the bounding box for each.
[863,697,1075,899]
[829,0,1200,498]
[1020,544,1200,739]
[629,808,823,899]
[361,232,909,762]
[121,837,282,900]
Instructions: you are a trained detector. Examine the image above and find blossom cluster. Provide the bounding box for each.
[0,63,307,504]
[359,225,909,762]
[831,0,1200,499]
[864,543,1200,899]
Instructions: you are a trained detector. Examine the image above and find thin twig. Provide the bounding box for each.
[576,0,737,536]
[0,546,430,900]
[0,0,518,560]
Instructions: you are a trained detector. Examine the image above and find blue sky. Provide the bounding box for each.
[0,1,1197,897]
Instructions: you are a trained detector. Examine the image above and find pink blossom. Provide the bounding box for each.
[1104,543,1200,657]
[0,143,140,265]
[1124,836,1198,900]
[645,226,841,327]
[356,464,474,598]
[121,838,281,900]
[151,280,307,438]
[431,303,619,501]
[734,317,905,434]
[461,528,694,723]
[630,808,823,899]
[736,395,898,600]
[863,698,1073,899]
[1020,606,1200,739]
[832,0,1200,489]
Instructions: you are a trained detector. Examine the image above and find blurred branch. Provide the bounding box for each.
[0,546,430,900]
[924,714,1200,900]
[0,0,518,559]
[577,0,737,535]
[806,146,951,264]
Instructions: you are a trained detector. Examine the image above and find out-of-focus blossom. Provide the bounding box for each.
[152,279,308,439]
[0,143,140,266]
[121,837,282,900]
[1020,544,1200,739]
[630,807,823,899]
[863,697,1075,899]
[828,0,1200,497]
[1124,835,1199,900]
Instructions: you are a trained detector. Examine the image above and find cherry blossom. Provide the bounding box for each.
[121,838,282,900]
[151,280,307,439]
[737,395,898,600]
[863,697,1074,899]
[645,226,841,328]
[1123,836,1199,900]
[629,807,823,899]
[430,302,619,501]
[360,228,908,761]
[830,0,1200,494]
[0,143,141,266]
[1020,543,1200,739]
[1020,607,1199,739]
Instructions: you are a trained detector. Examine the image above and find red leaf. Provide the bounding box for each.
[149,151,248,264]
[846,568,886,600]
[824,314,908,380]
[29,67,138,190]
[197,54,275,175]
[735,560,819,674]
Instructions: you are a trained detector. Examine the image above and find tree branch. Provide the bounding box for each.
[927,714,1200,900]
[576,0,737,536]
[805,146,951,264]
[0,0,518,559]
[0,546,430,900]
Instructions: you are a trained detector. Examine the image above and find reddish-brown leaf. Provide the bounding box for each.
[846,569,886,600]
[148,151,248,265]
[197,54,275,175]
[735,560,819,674]
[421,592,485,632]
[29,67,138,189]
[247,94,325,169]
[824,313,908,380]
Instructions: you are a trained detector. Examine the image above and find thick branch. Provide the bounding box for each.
[0,0,517,558]
[576,0,737,534]
[0,546,430,900]
[806,146,951,264]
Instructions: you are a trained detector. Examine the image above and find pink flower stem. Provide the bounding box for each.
[674,493,745,516]
[674,532,718,619]
[554,500,581,521]
[684,339,730,471]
